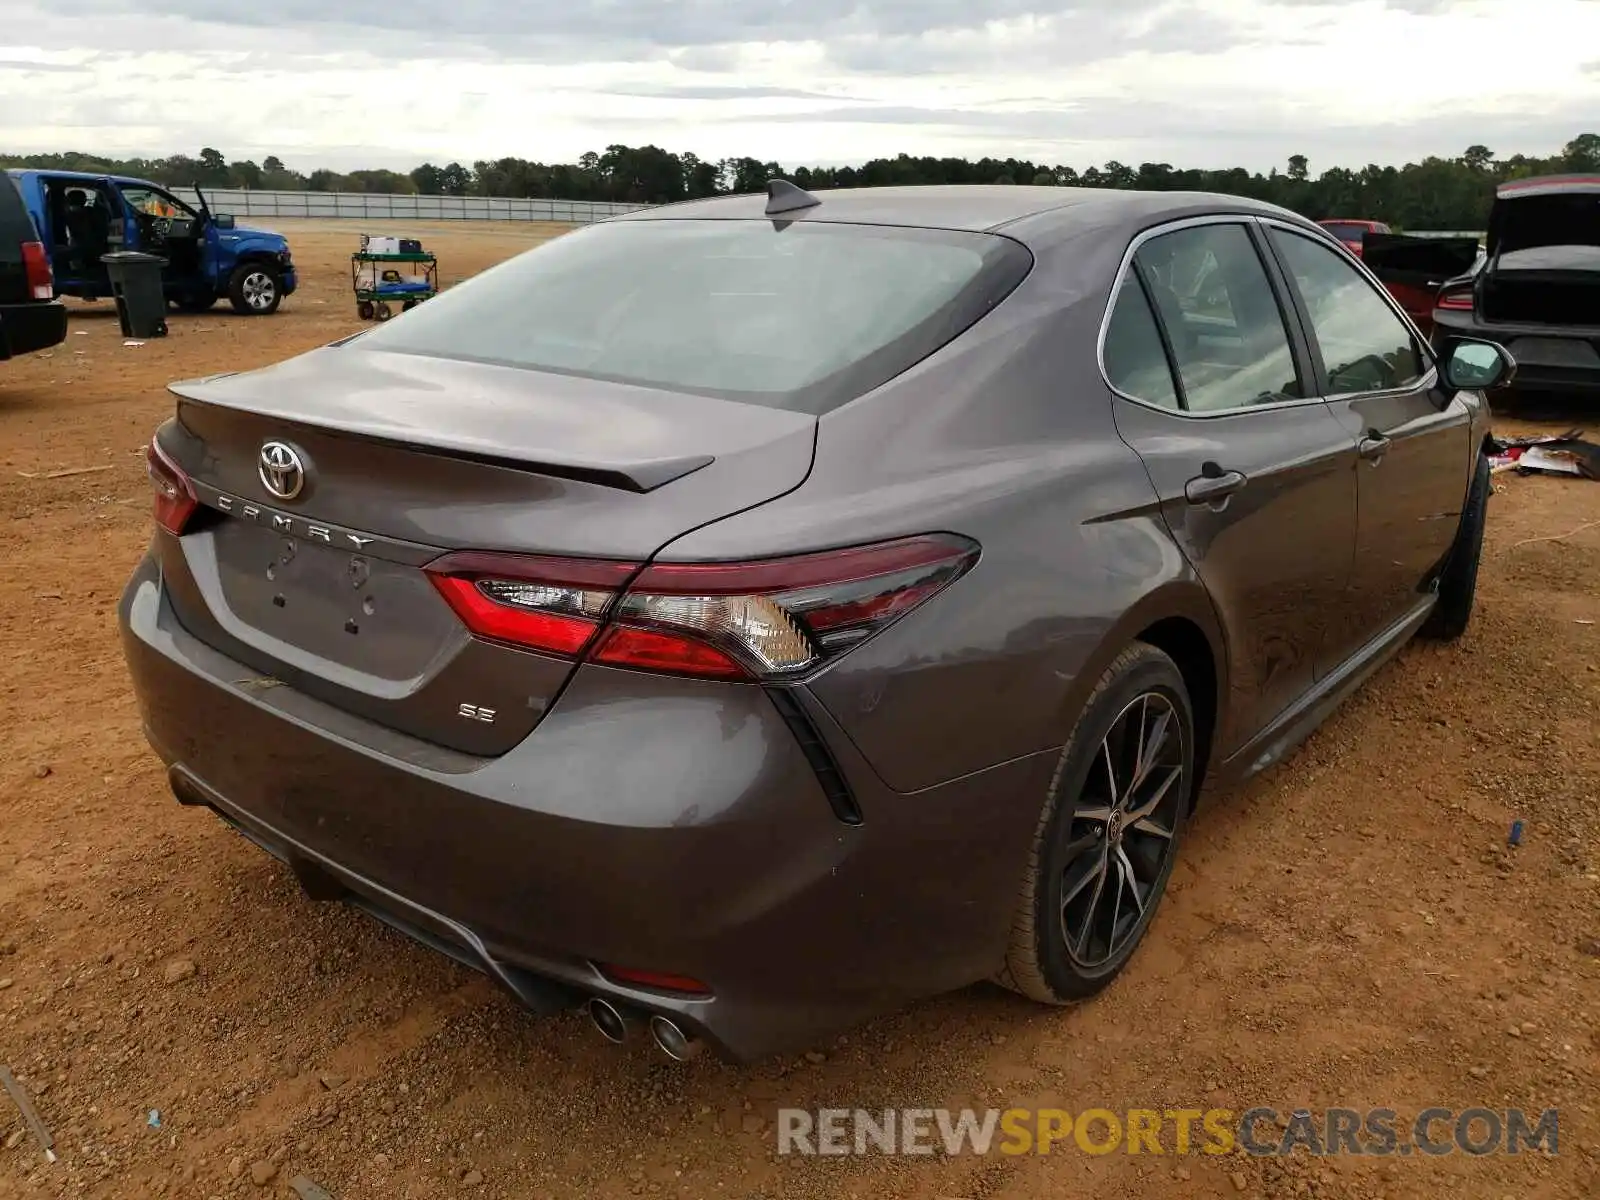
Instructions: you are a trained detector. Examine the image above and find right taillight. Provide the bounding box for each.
[20,241,53,300]
[146,437,197,535]
[1436,287,1474,311]
[424,534,980,681]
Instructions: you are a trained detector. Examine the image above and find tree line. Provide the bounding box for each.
[5,134,1597,230]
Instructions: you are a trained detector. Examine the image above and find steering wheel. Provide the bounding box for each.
[1329,353,1394,393]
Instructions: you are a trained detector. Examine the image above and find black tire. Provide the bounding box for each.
[996,642,1195,1003]
[357,300,375,320]
[374,301,392,321]
[401,299,417,312]
[227,262,282,315]
[1419,451,1489,641]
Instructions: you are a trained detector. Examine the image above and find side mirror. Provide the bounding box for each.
[1441,338,1515,391]
[214,213,236,230]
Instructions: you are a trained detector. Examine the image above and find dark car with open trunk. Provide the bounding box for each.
[1431,174,1600,392]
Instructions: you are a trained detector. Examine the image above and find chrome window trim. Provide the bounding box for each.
[1097,211,1439,418]
[1096,213,1321,418]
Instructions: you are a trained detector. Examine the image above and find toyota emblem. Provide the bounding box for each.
[258,441,306,501]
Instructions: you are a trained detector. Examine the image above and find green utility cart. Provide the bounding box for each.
[350,245,438,321]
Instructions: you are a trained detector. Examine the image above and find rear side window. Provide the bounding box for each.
[1103,274,1180,410]
[356,219,1032,414]
[1133,223,1303,413]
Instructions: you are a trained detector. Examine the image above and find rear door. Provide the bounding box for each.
[1104,217,1358,752]
[1262,221,1473,668]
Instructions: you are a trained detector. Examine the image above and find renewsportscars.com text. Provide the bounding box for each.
[776,1107,1559,1157]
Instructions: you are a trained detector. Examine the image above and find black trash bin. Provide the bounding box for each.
[101,251,169,338]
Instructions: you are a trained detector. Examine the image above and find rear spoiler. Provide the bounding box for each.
[169,387,714,494]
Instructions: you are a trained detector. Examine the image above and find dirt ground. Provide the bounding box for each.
[1,222,1597,1200]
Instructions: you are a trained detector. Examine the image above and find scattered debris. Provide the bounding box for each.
[162,958,197,984]
[289,1177,336,1200]
[15,464,115,480]
[0,1066,57,1163]
[318,1072,347,1091]
[123,340,146,348]
[146,1109,161,1128]
[1508,820,1525,847]
[1486,429,1600,479]
[1508,519,1600,552]
[250,1158,278,1186]
[73,330,87,336]
[32,765,50,779]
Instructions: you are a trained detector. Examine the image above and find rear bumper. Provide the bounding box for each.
[1433,311,1600,393]
[119,549,1053,1060]
[0,298,68,360]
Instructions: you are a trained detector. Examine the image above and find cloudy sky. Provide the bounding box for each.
[2,0,1597,173]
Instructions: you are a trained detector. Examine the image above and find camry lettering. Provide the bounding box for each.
[209,493,385,552]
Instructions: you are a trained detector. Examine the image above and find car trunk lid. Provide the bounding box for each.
[1362,233,1481,291]
[155,346,817,755]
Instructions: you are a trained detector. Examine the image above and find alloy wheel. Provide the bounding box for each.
[1059,691,1186,968]
[241,271,276,310]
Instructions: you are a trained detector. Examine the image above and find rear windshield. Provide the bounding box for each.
[1321,223,1372,242]
[355,218,1032,414]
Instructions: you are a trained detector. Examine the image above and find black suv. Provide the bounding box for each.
[1,176,68,361]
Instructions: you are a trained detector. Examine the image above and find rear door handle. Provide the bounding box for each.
[1184,469,1248,505]
[1358,432,1391,462]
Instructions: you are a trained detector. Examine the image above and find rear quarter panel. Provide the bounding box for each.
[655,227,1226,793]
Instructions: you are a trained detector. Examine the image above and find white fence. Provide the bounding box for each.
[168,188,648,224]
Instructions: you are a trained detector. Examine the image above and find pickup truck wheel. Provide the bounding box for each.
[228,263,282,315]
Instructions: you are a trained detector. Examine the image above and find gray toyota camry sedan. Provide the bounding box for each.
[120,182,1513,1062]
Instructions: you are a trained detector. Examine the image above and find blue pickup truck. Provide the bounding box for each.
[7,169,297,315]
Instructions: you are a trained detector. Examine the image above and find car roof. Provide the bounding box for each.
[615,184,1311,247]
[1495,174,1600,200]
[6,167,156,188]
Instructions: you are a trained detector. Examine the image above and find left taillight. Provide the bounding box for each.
[146,437,197,534]
[423,534,980,681]
[20,241,53,300]
[1436,285,1475,312]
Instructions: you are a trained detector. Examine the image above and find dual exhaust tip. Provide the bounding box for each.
[586,996,701,1061]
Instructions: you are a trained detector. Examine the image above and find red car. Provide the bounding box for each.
[1318,218,1390,257]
